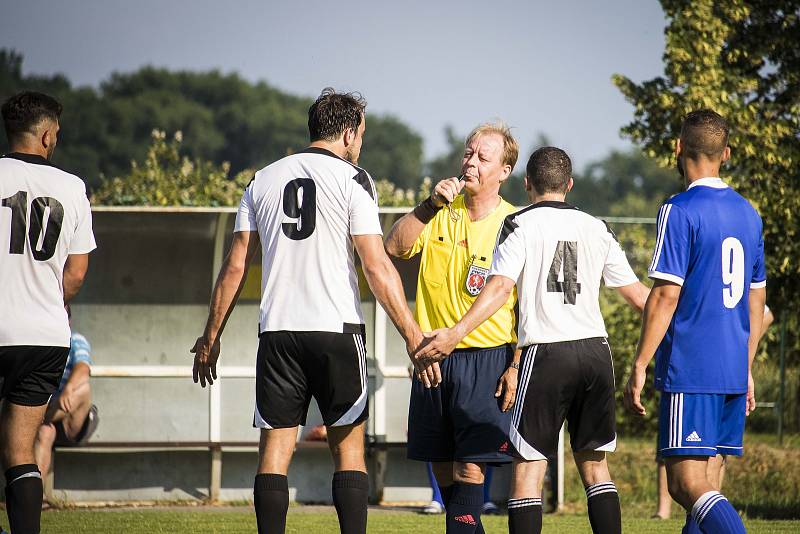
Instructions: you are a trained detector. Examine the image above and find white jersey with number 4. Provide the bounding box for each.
[491,201,638,346]
[0,153,96,347]
[234,147,381,334]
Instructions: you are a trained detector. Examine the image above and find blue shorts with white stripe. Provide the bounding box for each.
[657,392,746,457]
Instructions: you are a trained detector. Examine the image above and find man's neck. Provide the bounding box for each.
[308,140,347,160]
[8,143,48,159]
[682,158,721,188]
[530,192,567,204]
[464,190,502,221]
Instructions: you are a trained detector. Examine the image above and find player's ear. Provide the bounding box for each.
[524,175,531,191]
[721,145,731,163]
[343,127,356,147]
[566,177,574,193]
[675,138,682,158]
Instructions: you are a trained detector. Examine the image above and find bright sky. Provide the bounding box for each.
[1,0,666,171]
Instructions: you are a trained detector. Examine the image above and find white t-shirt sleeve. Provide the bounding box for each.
[234,180,257,233]
[68,189,97,254]
[602,228,639,287]
[490,216,526,282]
[349,170,382,236]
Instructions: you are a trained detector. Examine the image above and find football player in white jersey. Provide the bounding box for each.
[0,91,95,533]
[191,88,428,534]
[417,147,649,534]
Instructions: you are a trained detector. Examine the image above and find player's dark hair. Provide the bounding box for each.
[680,109,729,160]
[1,91,62,145]
[526,146,572,195]
[308,87,366,143]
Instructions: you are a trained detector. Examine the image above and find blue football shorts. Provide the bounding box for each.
[657,391,746,458]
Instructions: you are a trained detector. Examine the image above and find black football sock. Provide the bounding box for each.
[332,470,369,534]
[5,464,43,534]
[585,481,621,534]
[508,497,543,534]
[440,484,454,509]
[446,482,483,533]
[254,473,289,534]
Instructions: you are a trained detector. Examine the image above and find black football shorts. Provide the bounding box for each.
[0,345,69,406]
[510,337,617,461]
[253,329,368,429]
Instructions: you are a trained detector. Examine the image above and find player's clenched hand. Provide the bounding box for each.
[623,364,647,416]
[495,366,518,412]
[191,336,220,387]
[58,387,75,413]
[746,372,756,416]
[415,328,458,366]
[431,177,465,208]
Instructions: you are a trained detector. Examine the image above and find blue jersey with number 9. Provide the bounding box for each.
[648,177,766,394]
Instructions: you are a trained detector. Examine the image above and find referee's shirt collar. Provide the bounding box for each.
[687,177,728,190]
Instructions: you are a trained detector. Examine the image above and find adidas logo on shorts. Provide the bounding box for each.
[685,431,702,442]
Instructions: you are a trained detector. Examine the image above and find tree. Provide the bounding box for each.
[91,130,252,207]
[612,0,800,323]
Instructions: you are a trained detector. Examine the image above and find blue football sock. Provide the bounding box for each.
[691,491,746,534]
[427,462,444,506]
[681,513,702,534]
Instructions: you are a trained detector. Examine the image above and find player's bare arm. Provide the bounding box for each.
[614,281,650,313]
[192,230,260,387]
[352,233,440,387]
[416,274,515,365]
[384,177,464,257]
[495,347,522,412]
[746,286,766,415]
[623,279,681,416]
[63,253,90,303]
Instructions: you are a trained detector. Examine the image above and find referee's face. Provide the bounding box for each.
[460,133,509,196]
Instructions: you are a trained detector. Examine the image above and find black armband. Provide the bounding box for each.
[412,197,440,224]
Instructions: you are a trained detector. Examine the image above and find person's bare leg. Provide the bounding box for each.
[34,423,57,477]
[0,401,49,534]
[654,460,672,519]
[574,451,620,534]
[327,422,368,534]
[706,454,725,490]
[254,426,298,534]
[508,459,547,534]
[665,456,745,533]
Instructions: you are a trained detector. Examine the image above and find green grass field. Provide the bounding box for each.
[37,507,800,533]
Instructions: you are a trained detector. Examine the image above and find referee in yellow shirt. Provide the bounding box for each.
[386,123,519,533]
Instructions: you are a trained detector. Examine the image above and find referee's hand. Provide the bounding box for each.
[495,367,518,412]
[191,336,220,387]
[431,177,465,208]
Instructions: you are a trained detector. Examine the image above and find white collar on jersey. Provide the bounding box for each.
[687,177,729,190]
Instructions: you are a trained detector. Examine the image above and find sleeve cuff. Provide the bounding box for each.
[648,271,685,286]
[750,280,766,288]
[604,274,641,288]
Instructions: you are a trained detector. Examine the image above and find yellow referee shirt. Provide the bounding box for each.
[400,195,518,349]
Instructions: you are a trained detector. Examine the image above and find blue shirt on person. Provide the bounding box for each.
[59,332,93,391]
[648,177,766,394]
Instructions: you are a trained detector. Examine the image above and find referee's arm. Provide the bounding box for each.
[192,230,260,387]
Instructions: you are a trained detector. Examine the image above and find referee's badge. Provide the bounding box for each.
[465,264,489,296]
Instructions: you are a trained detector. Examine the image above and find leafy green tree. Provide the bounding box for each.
[612,0,799,323]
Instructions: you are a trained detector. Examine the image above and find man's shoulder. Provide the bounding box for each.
[0,153,87,193]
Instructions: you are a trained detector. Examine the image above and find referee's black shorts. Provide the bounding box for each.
[253,329,368,429]
[510,337,616,461]
[407,344,513,465]
[0,345,69,406]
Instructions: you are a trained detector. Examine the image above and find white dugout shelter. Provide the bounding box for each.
[53,206,582,505]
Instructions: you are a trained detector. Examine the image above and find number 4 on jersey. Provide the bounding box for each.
[548,240,581,305]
